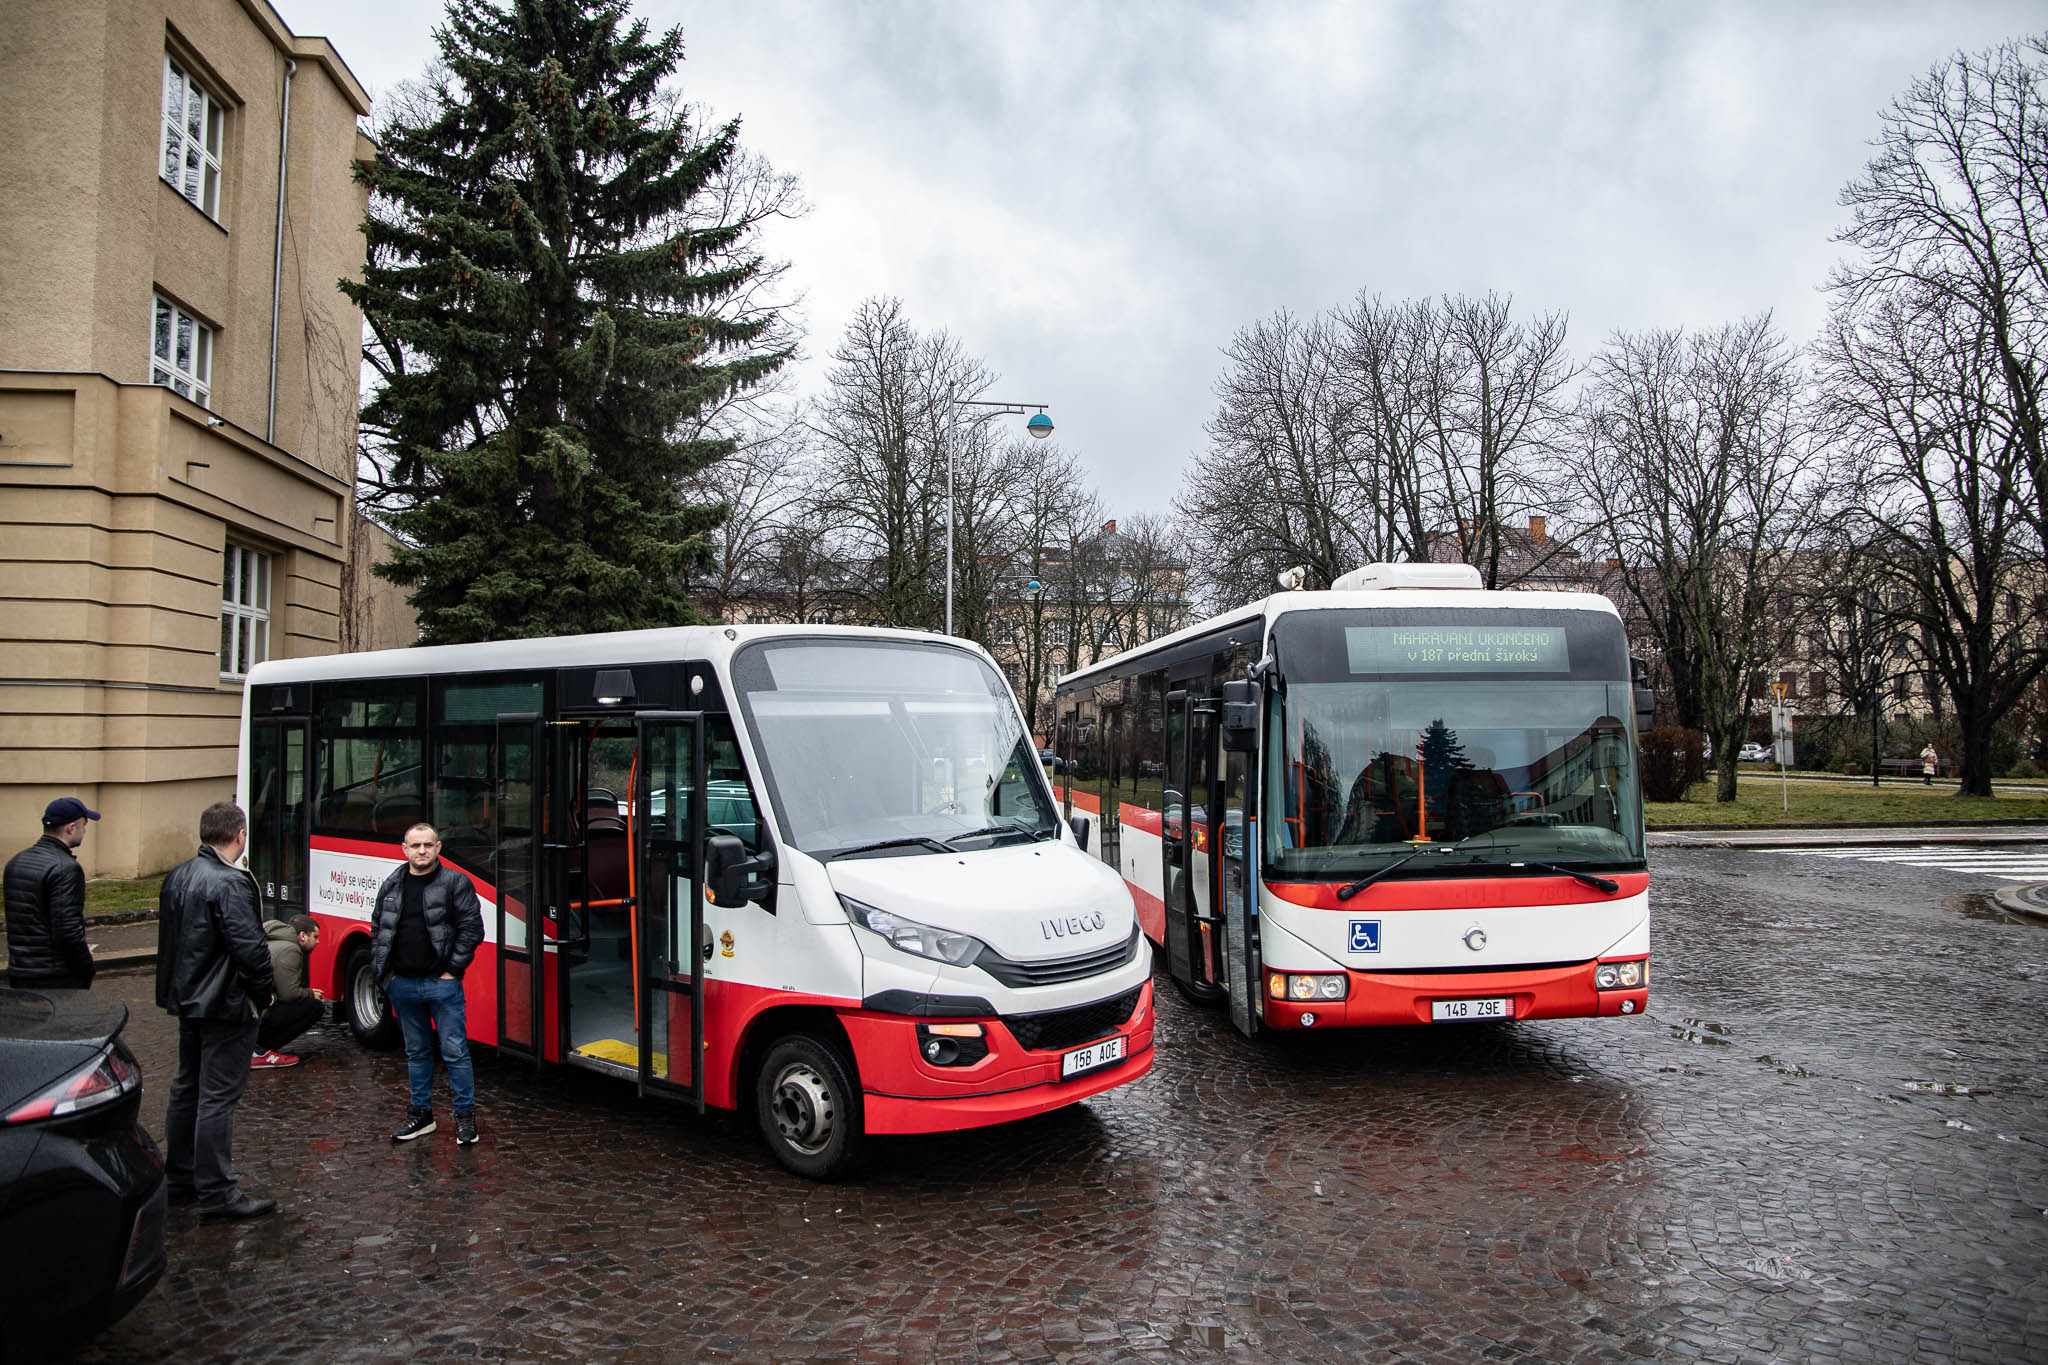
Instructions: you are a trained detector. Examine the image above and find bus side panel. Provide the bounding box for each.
[1117,804,1166,943]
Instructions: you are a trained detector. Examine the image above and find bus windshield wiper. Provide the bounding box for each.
[824,836,952,861]
[941,824,1037,849]
[1510,861,1621,894]
[1334,833,1489,901]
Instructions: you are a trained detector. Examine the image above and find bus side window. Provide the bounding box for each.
[707,718,764,855]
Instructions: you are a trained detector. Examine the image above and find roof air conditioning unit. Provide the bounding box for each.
[1331,562,1484,592]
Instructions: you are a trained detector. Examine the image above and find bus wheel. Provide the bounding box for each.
[754,1034,864,1180]
[344,945,400,1050]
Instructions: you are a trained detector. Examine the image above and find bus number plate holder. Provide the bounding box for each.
[1431,997,1510,1022]
[1061,1035,1126,1079]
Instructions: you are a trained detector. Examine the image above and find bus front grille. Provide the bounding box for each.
[1001,986,1142,1052]
[974,927,1141,989]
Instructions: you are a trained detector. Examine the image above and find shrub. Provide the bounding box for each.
[1640,727,1704,802]
[2008,758,2045,780]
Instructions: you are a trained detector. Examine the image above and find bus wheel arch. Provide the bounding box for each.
[738,1007,865,1180]
[341,935,400,1050]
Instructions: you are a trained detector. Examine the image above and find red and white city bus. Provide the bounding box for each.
[1052,562,1651,1038]
[238,626,1153,1177]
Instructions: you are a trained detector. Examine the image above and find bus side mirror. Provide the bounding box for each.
[1068,815,1091,849]
[1630,656,1656,730]
[1221,679,1258,753]
[705,833,777,908]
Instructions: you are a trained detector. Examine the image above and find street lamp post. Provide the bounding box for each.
[947,397,1053,637]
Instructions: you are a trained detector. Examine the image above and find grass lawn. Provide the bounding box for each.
[1647,773,2048,827]
[84,876,164,916]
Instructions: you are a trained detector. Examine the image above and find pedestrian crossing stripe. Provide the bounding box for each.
[1765,847,2048,881]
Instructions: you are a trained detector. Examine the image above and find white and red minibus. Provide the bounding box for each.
[238,626,1153,1177]
[1053,562,1650,1039]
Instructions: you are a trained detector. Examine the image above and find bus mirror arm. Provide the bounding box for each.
[705,833,777,908]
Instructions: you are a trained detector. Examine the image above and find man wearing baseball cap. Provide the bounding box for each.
[3,797,101,990]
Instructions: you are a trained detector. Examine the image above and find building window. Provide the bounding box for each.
[162,55,223,218]
[221,544,271,680]
[152,295,213,407]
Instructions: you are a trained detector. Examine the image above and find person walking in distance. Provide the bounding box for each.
[157,802,277,1219]
[3,797,101,991]
[250,914,326,1069]
[1921,742,1938,786]
[371,823,484,1145]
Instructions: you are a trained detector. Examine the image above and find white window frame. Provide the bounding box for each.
[152,295,213,408]
[220,544,272,681]
[161,54,224,218]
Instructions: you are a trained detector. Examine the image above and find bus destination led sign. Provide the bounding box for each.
[1345,625,1570,674]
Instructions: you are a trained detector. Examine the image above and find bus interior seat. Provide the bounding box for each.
[582,813,630,911]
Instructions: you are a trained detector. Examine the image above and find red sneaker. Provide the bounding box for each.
[249,1050,300,1069]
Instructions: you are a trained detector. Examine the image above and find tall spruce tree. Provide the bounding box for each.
[346,0,790,643]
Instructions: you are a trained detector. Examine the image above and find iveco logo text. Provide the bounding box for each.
[1042,911,1107,940]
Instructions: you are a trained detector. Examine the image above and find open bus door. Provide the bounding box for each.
[494,715,548,1065]
[1219,679,1262,1037]
[247,713,309,918]
[635,713,707,1110]
[1163,690,1226,1004]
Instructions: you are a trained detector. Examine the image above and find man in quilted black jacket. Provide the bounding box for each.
[3,797,100,990]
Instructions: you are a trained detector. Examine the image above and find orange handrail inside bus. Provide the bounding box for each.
[1411,738,1431,842]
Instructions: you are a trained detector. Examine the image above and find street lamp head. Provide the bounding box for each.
[1026,412,1054,440]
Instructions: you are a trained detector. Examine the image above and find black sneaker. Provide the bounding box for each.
[391,1109,436,1142]
[455,1111,479,1145]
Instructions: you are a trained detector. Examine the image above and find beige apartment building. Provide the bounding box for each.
[0,0,410,878]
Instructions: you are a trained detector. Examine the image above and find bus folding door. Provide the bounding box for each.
[635,712,707,1111]
[494,715,547,1065]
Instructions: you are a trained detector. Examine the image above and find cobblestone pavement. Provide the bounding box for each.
[80,847,2048,1363]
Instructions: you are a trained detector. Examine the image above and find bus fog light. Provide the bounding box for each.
[916,1022,988,1067]
[1299,1011,1317,1027]
[1620,999,1636,1014]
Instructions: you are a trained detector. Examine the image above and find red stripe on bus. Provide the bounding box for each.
[1263,872,1648,911]
[1061,787,1101,815]
[1129,880,1165,943]
[1119,804,1163,836]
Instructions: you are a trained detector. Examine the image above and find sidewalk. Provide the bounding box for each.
[0,915,160,974]
[1650,822,2048,849]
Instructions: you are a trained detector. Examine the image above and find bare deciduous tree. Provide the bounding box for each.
[1572,316,1827,801]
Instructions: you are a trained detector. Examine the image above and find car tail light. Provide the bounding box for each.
[4,1044,140,1124]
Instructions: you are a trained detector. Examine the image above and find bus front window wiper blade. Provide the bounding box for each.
[941,825,1035,849]
[1510,861,1621,894]
[1335,832,1489,901]
[824,836,952,861]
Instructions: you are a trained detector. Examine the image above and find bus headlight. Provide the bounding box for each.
[1268,972,1349,1001]
[840,896,985,967]
[1595,958,1648,989]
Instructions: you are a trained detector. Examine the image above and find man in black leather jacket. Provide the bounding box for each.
[3,796,100,989]
[370,822,486,1145]
[155,801,278,1220]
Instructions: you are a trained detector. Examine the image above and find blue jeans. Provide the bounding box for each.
[385,974,475,1114]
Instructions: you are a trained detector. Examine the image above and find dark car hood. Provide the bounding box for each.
[0,989,129,1114]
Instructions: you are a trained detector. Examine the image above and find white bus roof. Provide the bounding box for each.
[246,623,996,687]
[1057,585,1623,690]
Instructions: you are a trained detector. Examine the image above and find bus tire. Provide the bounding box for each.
[754,1033,864,1180]
[344,943,400,1050]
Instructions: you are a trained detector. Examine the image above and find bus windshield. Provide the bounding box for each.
[1263,609,1645,880]
[732,638,1058,859]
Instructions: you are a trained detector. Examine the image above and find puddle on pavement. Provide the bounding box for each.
[1946,892,2014,923]
[1668,1018,1734,1045]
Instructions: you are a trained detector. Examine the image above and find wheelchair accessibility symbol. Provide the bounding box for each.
[1347,919,1381,953]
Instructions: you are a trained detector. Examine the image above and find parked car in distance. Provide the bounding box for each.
[1038,748,1067,773]
[1738,742,1771,763]
[0,989,166,1358]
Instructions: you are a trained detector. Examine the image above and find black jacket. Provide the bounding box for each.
[4,835,93,987]
[369,860,484,988]
[155,846,274,1022]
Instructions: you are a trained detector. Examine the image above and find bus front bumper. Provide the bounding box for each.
[1263,960,1647,1028]
[845,981,1157,1135]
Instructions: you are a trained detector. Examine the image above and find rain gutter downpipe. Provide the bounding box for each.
[267,57,296,445]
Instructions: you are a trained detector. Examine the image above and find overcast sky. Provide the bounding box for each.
[274,0,2041,518]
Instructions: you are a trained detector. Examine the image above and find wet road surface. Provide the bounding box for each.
[82,845,2048,1362]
